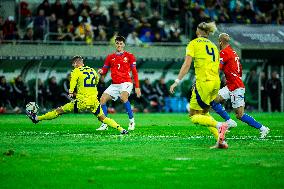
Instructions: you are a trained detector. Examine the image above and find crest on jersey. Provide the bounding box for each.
[124,57,128,62]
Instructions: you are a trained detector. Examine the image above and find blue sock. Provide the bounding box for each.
[101,104,108,117]
[240,113,262,129]
[124,101,133,119]
[210,101,230,121]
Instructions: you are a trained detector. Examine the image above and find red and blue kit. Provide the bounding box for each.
[100,51,139,88]
[220,45,245,91]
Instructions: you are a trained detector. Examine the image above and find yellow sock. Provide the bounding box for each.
[190,114,218,127]
[207,127,219,141]
[102,117,124,132]
[204,113,219,141]
[37,110,59,121]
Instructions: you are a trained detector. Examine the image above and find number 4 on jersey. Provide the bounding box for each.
[206,45,215,62]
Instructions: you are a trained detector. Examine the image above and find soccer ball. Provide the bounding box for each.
[26,102,39,114]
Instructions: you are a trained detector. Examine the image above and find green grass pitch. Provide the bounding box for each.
[0,113,284,188]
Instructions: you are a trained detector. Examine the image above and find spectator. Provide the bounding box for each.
[155,77,170,104]
[64,8,78,27]
[46,76,60,108]
[153,32,162,42]
[92,0,110,22]
[135,1,150,19]
[260,72,268,112]
[0,16,4,43]
[247,69,258,101]
[120,0,136,16]
[60,74,71,105]
[137,17,151,38]
[276,2,284,25]
[168,30,182,43]
[56,18,73,41]
[242,1,256,24]
[64,0,76,19]
[218,6,231,23]
[120,16,135,37]
[51,0,63,19]
[126,31,142,46]
[204,0,217,21]
[167,0,180,20]
[37,0,51,17]
[90,8,107,39]
[22,27,34,42]
[0,76,13,111]
[266,71,282,112]
[36,79,47,109]
[154,20,167,41]
[140,31,153,43]
[33,9,48,40]
[19,1,32,28]
[3,16,20,40]
[168,22,181,42]
[74,16,93,42]
[141,78,161,111]
[78,0,91,15]
[12,75,28,109]
[48,13,57,33]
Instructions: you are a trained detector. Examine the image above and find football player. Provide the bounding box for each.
[211,33,270,138]
[26,55,128,134]
[96,36,141,131]
[170,22,229,149]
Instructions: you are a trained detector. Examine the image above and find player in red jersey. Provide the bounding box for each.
[96,36,141,131]
[210,33,270,139]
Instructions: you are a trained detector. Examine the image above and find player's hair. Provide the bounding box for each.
[219,33,230,44]
[115,35,125,43]
[197,22,217,36]
[72,55,83,62]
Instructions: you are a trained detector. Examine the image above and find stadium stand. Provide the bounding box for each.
[0,0,283,113]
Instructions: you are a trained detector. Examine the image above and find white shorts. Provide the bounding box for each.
[104,82,133,101]
[218,86,245,109]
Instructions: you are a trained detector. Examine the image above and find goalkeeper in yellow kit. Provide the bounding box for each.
[170,22,228,148]
[26,55,128,134]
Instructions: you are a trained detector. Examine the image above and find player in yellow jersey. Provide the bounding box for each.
[170,22,229,148]
[26,55,128,134]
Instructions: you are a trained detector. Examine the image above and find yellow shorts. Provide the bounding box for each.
[190,80,220,111]
[61,96,104,117]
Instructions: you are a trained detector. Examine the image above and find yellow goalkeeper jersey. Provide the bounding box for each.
[69,66,99,97]
[186,37,220,83]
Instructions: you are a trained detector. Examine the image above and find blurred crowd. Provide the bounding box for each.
[1,70,282,114]
[0,0,284,44]
[0,74,175,114]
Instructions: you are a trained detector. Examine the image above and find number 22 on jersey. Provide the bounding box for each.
[83,72,96,87]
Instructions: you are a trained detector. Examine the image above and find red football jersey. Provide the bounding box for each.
[220,45,245,91]
[101,51,140,88]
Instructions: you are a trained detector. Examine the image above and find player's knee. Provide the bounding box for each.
[235,112,243,119]
[190,115,198,124]
[100,95,107,104]
[120,96,128,103]
[97,114,106,122]
[55,107,64,115]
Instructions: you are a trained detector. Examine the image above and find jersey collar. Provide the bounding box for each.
[115,51,124,56]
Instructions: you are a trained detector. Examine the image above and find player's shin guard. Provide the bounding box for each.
[102,117,123,132]
[37,110,59,121]
[240,113,262,129]
[101,104,108,116]
[123,101,133,119]
[190,114,218,128]
[210,101,230,121]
